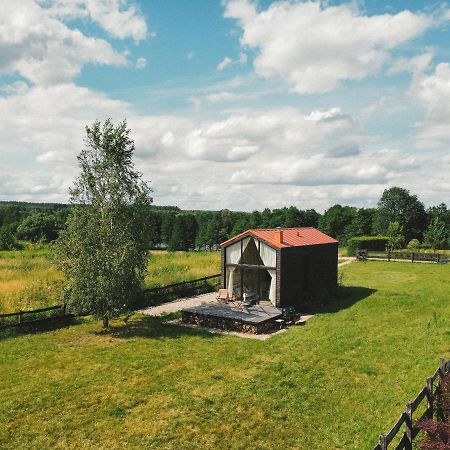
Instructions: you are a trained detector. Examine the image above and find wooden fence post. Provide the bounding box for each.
[426,377,434,419]
[440,357,446,376]
[405,402,413,450]
[18,310,22,324]
[411,252,415,263]
[379,434,387,450]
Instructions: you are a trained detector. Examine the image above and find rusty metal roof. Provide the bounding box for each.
[220,227,338,249]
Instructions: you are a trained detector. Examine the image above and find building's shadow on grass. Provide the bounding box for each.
[311,286,377,315]
[105,314,218,340]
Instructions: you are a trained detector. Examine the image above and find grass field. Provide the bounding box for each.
[0,249,220,314]
[1,260,449,449]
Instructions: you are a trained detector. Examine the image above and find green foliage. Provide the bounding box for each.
[318,204,356,244]
[406,239,421,250]
[424,217,448,251]
[168,214,198,251]
[0,228,21,250]
[53,119,152,327]
[386,221,404,250]
[347,236,389,255]
[374,186,427,242]
[16,212,63,243]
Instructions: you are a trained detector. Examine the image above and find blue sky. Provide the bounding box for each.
[0,0,449,211]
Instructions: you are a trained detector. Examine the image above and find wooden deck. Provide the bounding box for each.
[182,303,282,334]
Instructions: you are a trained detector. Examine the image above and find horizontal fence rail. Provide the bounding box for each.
[138,274,221,309]
[0,273,221,330]
[373,358,450,450]
[357,249,448,264]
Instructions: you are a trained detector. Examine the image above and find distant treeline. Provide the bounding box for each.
[0,187,449,251]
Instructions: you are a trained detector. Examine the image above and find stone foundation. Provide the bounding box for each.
[181,310,277,334]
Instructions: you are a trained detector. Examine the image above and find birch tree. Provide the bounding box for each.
[54,119,152,328]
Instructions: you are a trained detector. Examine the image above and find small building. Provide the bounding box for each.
[220,227,338,309]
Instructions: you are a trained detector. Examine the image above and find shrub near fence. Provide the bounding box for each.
[373,358,450,450]
[348,236,389,256]
[0,274,222,329]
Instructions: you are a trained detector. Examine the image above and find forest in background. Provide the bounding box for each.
[0,187,449,252]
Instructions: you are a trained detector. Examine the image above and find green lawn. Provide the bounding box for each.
[1,261,449,449]
[0,249,220,314]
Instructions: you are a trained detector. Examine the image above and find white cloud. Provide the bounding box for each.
[224,0,432,93]
[229,149,417,186]
[0,82,189,201]
[414,63,450,148]
[189,96,202,111]
[185,106,354,162]
[40,0,149,41]
[216,52,248,71]
[238,52,248,64]
[217,56,233,71]
[135,57,147,69]
[0,0,127,86]
[388,52,433,75]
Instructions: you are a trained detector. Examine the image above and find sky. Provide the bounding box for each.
[0,0,449,212]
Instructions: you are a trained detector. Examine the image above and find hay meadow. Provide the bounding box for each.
[0,248,220,314]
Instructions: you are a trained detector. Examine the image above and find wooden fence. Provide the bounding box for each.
[361,250,448,264]
[373,357,450,449]
[137,273,221,309]
[0,274,221,329]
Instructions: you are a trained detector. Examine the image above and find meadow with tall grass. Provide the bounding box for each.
[0,248,220,314]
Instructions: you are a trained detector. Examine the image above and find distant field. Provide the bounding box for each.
[1,261,449,449]
[0,249,220,314]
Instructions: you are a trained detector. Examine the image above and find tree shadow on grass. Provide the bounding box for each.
[103,313,219,340]
[313,286,377,315]
[0,316,86,340]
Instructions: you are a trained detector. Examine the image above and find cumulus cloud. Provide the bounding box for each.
[224,0,432,93]
[0,82,190,201]
[39,0,149,41]
[229,149,417,186]
[388,52,433,75]
[185,107,354,161]
[414,63,450,148]
[0,0,128,86]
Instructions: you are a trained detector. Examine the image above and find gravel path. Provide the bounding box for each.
[140,292,218,316]
[140,257,356,317]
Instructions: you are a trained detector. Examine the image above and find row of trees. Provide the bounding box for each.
[1,188,449,251]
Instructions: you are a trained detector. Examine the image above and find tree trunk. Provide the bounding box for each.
[103,316,109,328]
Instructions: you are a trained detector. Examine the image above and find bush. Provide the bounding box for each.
[0,229,22,250]
[407,239,420,250]
[418,372,450,449]
[347,236,389,256]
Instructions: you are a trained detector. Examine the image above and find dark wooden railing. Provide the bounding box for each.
[373,358,450,449]
[0,274,221,329]
[363,251,448,264]
[138,274,221,309]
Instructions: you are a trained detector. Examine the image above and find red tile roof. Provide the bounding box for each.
[220,227,338,249]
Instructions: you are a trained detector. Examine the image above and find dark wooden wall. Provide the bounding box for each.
[279,243,338,309]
